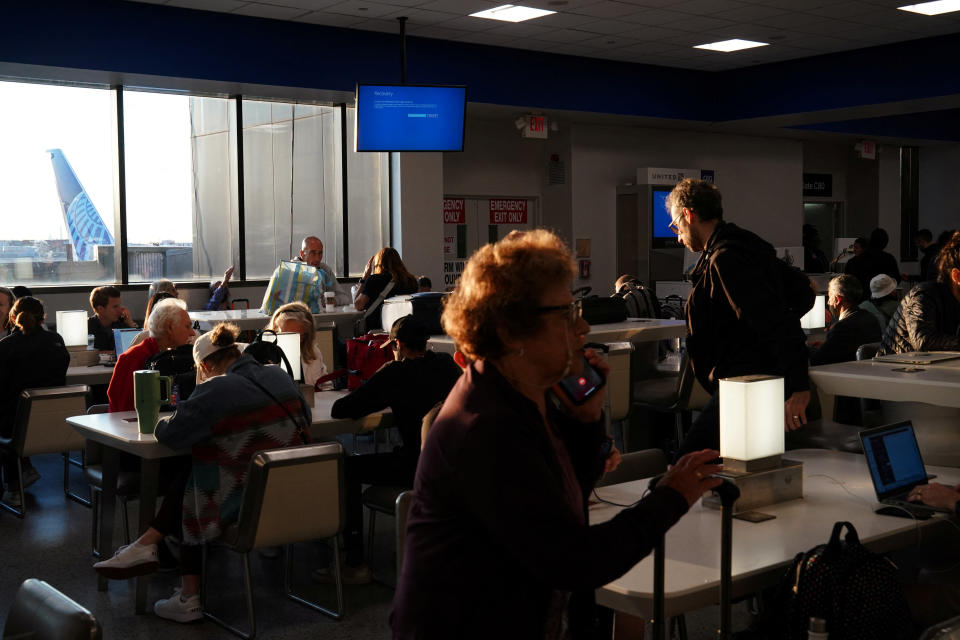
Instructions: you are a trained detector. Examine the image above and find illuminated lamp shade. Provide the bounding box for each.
[275,332,302,383]
[800,294,826,330]
[719,375,784,472]
[57,310,89,347]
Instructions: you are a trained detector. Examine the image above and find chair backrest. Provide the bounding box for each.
[595,448,668,488]
[676,352,710,412]
[232,442,344,552]
[315,321,337,372]
[856,342,881,361]
[395,490,415,577]
[3,578,102,640]
[605,342,634,422]
[13,386,90,457]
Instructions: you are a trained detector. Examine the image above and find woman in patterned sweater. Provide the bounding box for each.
[94,322,310,624]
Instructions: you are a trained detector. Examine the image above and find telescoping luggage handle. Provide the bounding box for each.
[649,477,740,640]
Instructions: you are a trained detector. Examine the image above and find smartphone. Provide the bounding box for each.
[557,357,606,405]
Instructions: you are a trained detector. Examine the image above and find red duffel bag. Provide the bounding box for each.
[346,333,394,390]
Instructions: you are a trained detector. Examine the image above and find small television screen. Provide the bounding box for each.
[652,187,679,247]
[356,84,467,152]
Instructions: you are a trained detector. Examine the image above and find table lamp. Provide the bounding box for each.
[800,294,826,330]
[275,332,302,382]
[57,310,88,348]
[703,374,803,513]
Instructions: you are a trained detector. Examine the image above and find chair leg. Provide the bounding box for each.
[0,456,25,518]
[285,539,344,620]
[64,453,91,507]
[120,498,132,545]
[203,547,258,639]
[366,509,377,565]
[91,489,101,558]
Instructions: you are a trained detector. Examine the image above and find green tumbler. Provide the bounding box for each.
[134,369,172,435]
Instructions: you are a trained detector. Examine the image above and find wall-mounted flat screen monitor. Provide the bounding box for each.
[355,84,467,152]
[652,186,679,248]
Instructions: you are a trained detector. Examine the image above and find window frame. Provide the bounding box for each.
[0,79,386,292]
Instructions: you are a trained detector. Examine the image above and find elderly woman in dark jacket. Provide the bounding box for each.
[391,229,722,639]
[878,230,960,355]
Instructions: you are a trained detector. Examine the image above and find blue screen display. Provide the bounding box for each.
[862,423,927,495]
[652,188,673,238]
[356,85,466,152]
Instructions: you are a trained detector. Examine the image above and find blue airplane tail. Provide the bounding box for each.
[47,148,113,261]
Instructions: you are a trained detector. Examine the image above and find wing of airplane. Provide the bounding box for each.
[47,148,113,261]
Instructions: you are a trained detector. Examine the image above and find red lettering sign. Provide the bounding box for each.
[488,199,528,224]
[529,115,545,132]
[443,198,465,224]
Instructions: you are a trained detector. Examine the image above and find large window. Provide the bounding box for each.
[0,80,117,286]
[0,80,389,288]
[242,101,342,278]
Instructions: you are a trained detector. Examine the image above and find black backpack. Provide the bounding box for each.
[615,281,661,319]
[244,329,295,379]
[756,521,913,640]
[144,344,197,406]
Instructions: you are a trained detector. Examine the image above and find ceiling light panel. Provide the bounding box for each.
[694,38,769,52]
[469,4,556,22]
[898,0,960,15]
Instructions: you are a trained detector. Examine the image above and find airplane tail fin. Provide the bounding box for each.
[47,148,114,261]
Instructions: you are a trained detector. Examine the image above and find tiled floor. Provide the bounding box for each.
[0,450,755,639]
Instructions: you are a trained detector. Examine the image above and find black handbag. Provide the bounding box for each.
[579,295,627,325]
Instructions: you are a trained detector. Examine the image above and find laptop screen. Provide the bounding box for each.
[113,328,140,355]
[860,422,927,498]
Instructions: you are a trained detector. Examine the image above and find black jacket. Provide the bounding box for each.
[809,307,882,366]
[391,360,687,639]
[331,350,462,465]
[0,328,70,438]
[878,281,960,355]
[686,222,809,395]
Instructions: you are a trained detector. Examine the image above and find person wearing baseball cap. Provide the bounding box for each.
[325,315,462,584]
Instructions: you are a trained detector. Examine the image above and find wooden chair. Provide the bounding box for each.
[202,442,346,639]
[3,578,102,640]
[0,385,90,518]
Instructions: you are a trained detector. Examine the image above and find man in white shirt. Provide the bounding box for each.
[295,236,350,305]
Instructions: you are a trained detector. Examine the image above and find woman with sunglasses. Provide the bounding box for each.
[391,229,722,639]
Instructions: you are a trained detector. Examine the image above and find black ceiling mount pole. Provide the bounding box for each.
[398,16,408,84]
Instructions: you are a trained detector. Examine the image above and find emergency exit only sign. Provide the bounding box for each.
[490,199,527,224]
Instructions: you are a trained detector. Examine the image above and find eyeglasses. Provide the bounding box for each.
[536,298,583,324]
[668,210,684,234]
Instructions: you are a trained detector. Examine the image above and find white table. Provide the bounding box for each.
[810,359,960,466]
[189,307,361,337]
[593,449,960,621]
[426,318,687,355]
[67,389,389,613]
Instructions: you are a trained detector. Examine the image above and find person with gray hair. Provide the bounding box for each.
[107,298,195,412]
[809,274,881,367]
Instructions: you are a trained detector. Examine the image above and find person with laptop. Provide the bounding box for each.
[878,230,960,355]
[88,285,138,351]
[107,298,195,412]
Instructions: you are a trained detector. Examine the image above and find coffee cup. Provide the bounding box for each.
[134,369,172,435]
[324,291,337,312]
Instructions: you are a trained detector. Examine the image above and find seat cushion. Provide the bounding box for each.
[632,374,680,408]
[84,465,141,496]
[362,485,409,514]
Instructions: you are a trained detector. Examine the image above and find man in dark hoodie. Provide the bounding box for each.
[667,179,811,457]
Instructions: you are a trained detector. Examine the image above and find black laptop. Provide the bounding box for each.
[859,421,950,516]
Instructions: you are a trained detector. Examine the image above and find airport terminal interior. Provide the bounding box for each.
[2,0,960,637]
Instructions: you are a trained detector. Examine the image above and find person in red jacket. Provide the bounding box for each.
[107,298,194,412]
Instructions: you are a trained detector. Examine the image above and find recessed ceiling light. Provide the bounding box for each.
[898,0,960,15]
[694,38,769,52]
[469,4,557,22]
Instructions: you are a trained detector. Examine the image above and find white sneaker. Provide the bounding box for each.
[154,588,203,623]
[93,542,159,579]
[2,490,21,508]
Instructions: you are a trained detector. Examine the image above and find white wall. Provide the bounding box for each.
[920,144,960,239]
[569,124,804,290]
[393,152,445,290]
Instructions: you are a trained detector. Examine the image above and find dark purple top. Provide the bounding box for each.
[390,360,689,639]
